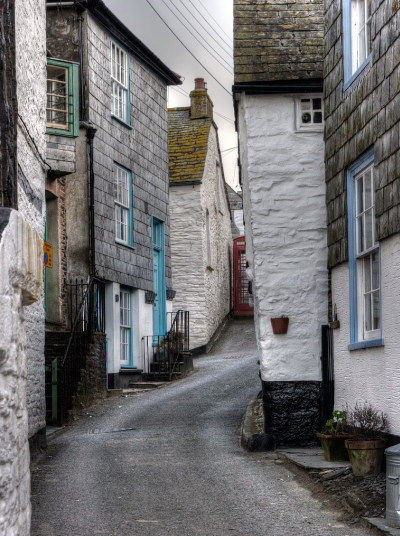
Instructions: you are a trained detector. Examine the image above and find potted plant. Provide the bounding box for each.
[270,316,289,334]
[317,410,350,461]
[345,403,389,477]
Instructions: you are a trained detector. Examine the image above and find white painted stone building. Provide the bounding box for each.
[234,0,327,445]
[169,79,233,352]
[0,0,46,532]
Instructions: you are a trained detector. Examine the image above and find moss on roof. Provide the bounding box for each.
[168,107,212,184]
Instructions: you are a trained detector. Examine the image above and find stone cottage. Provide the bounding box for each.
[169,79,233,352]
[233,0,328,445]
[0,0,46,532]
[324,0,400,435]
[43,0,181,424]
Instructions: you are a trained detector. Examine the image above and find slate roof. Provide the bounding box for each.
[234,0,324,84]
[168,107,212,184]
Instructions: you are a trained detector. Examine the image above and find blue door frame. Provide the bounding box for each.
[152,217,167,337]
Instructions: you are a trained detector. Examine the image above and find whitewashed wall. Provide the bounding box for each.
[169,184,206,348]
[201,125,232,345]
[237,93,327,381]
[332,233,400,435]
[16,0,47,440]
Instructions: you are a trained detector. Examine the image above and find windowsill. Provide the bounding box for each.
[348,338,384,351]
[295,126,324,134]
[46,127,77,138]
[111,114,132,130]
[115,239,135,250]
[343,54,372,91]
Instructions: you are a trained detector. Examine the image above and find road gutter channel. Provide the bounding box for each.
[241,397,391,535]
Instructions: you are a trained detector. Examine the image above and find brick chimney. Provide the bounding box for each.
[190,78,213,120]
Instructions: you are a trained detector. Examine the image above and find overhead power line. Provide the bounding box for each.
[196,0,232,43]
[161,0,233,74]
[145,0,232,96]
[182,0,233,53]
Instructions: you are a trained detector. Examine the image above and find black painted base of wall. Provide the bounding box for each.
[261,380,323,447]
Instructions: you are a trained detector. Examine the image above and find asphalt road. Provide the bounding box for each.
[31,319,374,536]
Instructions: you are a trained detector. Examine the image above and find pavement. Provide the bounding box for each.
[31,319,377,536]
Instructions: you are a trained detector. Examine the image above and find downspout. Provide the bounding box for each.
[76,4,96,278]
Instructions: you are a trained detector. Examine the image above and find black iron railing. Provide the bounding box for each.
[57,277,105,422]
[142,310,191,380]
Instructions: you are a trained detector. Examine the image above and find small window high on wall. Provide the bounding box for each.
[347,147,383,351]
[111,41,129,125]
[296,95,324,131]
[343,0,372,89]
[46,59,79,137]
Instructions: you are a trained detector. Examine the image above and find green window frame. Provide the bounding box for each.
[46,58,79,137]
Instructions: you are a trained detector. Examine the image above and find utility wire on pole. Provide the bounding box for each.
[144,0,232,96]
[196,0,232,42]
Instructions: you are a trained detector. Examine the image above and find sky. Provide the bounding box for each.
[104,0,239,190]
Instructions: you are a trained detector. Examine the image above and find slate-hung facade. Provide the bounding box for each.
[169,79,233,351]
[234,0,328,445]
[325,0,400,433]
[45,0,181,394]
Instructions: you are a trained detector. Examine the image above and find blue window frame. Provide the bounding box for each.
[114,163,133,247]
[347,147,384,351]
[111,40,131,127]
[342,0,372,89]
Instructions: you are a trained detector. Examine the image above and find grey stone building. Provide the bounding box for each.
[0,0,46,532]
[44,0,180,423]
[233,0,328,445]
[324,0,400,434]
[226,184,244,239]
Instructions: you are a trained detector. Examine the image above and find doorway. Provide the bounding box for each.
[152,218,167,337]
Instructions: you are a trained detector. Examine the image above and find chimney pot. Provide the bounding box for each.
[194,78,206,90]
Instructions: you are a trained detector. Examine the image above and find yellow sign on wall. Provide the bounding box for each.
[44,241,53,268]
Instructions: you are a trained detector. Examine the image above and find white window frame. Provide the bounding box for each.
[354,163,381,341]
[120,289,131,366]
[114,163,131,245]
[295,95,324,131]
[351,0,372,74]
[111,41,129,123]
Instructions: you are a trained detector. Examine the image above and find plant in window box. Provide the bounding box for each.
[345,403,389,477]
[317,410,351,462]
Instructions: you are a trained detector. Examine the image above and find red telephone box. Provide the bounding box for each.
[233,236,254,316]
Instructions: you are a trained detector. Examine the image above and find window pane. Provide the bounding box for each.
[312,98,322,110]
[364,292,372,331]
[364,256,371,292]
[356,176,363,214]
[313,111,322,123]
[372,290,380,330]
[300,99,310,110]
[372,251,379,290]
[364,209,373,249]
[364,169,372,208]
[47,65,68,129]
[357,216,364,252]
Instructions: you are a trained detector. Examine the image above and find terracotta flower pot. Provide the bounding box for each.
[317,433,350,462]
[270,316,289,334]
[345,439,387,476]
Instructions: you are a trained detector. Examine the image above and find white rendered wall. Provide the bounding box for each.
[237,93,327,381]
[16,0,47,439]
[200,125,232,344]
[332,233,400,435]
[169,184,206,348]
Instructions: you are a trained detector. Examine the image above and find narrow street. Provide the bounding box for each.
[31,320,372,536]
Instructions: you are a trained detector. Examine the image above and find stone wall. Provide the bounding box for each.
[237,93,328,382]
[325,0,400,268]
[86,13,171,291]
[0,209,43,536]
[331,233,400,435]
[15,0,46,442]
